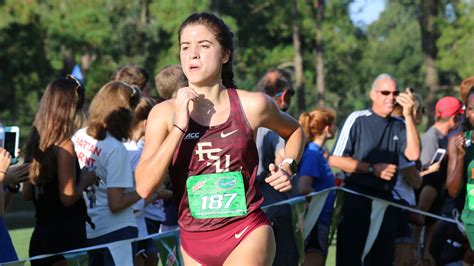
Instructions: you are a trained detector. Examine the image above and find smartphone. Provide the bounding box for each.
[2,126,20,164]
[430,148,446,164]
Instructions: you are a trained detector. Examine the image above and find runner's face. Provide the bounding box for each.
[370,78,398,117]
[179,24,229,87]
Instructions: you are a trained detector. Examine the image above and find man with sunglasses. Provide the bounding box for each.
[255,68,299,265]
[329,73,421,266]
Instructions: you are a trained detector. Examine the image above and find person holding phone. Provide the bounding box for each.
[0,148,18,263]
[412,96,464,264]
[434,78,474,265]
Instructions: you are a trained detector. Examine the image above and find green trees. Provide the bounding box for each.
[437,0,474,81]
[0,0,472,136]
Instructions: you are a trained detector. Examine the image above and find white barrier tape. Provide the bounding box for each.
[108,239,134,266]
[2,229,180,265]
[263,186,463,227]
[261,186,335,210]
[338,187,463,228]
[303,191,330,239]
[158,237,178,264]
[362,200,388,264]
[4,186,465,265]
[452,208,466,233]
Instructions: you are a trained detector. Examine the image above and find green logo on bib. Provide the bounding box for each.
[216,176,236,190]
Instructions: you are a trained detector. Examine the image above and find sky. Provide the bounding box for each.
[349,0,386,26]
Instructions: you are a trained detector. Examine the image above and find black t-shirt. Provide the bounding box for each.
[332,109,407,197]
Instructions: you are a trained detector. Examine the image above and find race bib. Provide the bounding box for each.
[186,171,247,219]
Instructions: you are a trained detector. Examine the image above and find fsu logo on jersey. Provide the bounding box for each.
[195,142,230,173]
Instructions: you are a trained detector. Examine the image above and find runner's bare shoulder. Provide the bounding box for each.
[148,99,176,130]
[235,90,270,115]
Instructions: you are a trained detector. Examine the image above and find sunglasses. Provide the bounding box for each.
[377,90,400,96]
[66,74,85,109]
[275,89,294,100]
[129,85,139,98]
[66,74,82,89]
[128,85,141,108]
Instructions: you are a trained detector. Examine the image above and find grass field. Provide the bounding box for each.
[10,228,33,260]
[9,227,336,265]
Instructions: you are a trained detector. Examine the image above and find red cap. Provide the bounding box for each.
[435,96,464,118]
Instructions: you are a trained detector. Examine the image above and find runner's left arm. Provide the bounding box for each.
[242,91,304,192]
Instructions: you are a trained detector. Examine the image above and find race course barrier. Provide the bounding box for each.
[2,186,464,266]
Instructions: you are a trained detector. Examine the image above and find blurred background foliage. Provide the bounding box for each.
[0,0,473,139]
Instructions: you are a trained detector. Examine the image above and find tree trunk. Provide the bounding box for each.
[60,45,75,77]
[313,0,325,106]
[292,0,306,113]
[140,0,150,27]
[418,0,440,125]
[211,0,220,12]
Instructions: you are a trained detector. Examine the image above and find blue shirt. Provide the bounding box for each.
[299,142,335,225]
[0,217,18,263]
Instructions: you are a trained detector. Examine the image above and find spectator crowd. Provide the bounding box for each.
[1,11,474,266]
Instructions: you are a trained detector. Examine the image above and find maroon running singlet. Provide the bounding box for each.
[169,88,269,264]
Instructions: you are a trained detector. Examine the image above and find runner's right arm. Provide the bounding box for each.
[135,101,181,198]
[136,88,199,198]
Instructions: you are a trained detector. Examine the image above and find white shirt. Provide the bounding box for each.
[73,128,137,238]
[124,139,165,234]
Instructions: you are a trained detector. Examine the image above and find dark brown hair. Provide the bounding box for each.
[257,68,294,97]
[298,107,336,144]
[25,77,83,185]
[179,12,235,88]
[87,81,140,141]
